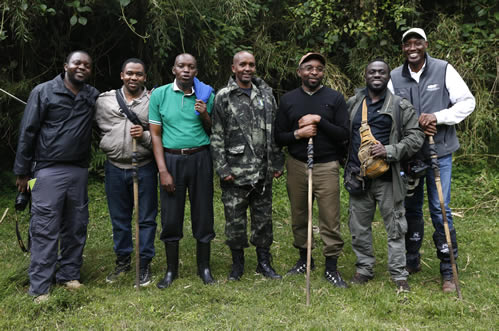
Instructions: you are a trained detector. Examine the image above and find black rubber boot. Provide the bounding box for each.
[197,241,215,284]
[405,216,424,273]
[157,242,179,289]
[255,247,282,279]
[433,229,458,280]
[228,249,244,281]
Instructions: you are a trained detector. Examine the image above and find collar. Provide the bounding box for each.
[364,88,387,104]
[173,79,195,96]
[302,85,323,96]
[53,72,90,97]
[120,86,148,103]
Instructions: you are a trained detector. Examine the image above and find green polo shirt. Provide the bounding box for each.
[149,82,214,149]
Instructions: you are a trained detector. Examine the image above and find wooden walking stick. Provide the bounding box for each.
[132,138,140,290]
[428,136,462,299]
[306,137,314,306]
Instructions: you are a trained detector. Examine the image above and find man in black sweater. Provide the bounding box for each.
[275,52,350,288]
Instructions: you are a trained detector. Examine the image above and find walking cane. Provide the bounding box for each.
[132,138,140,290]
[428,136,462,299]
[306,137,314,305]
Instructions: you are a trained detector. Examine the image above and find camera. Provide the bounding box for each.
[15,191,30,211]
[404,159,429,179]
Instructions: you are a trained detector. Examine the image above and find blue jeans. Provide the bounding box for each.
[405,154,453,234]
[105,161,158,262]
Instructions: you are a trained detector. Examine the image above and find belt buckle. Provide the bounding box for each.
[180,148,188,155]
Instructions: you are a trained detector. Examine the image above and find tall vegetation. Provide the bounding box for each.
[0,0,497,171]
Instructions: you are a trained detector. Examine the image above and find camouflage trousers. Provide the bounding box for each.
[220,180,273,250]
[348,178,409,281]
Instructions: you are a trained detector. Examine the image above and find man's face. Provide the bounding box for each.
[297,59,324,92]
[121,62,146,95]
[232,52,256,88]
[365,61,390,93]
[172,54,197,87]
[64,52,92,85]
[402,36,428,68]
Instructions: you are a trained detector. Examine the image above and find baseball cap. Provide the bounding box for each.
[298,52,326,66]
[402,28,427,42]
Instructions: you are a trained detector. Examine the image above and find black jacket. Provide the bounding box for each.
[13,73,99,175]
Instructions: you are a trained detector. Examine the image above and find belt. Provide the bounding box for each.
[164,145,208,155]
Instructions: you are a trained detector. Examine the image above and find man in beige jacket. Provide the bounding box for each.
[95,58,157,287]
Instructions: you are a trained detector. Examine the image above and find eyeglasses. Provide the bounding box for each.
[300,65,325,73]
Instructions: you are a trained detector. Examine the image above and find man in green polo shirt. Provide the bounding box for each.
[149,53,216,288]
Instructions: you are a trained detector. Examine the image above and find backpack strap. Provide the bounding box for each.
[115,89,148,130]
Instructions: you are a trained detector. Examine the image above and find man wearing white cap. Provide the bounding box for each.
[388,28,475,293]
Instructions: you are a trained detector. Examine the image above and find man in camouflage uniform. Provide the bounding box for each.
[211,51,284,280]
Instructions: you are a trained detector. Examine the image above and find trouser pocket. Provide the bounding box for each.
[388,208,407,240]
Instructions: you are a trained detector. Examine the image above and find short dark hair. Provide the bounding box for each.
[65,50,91,64]
[121,58,146,72]
[366,57,390,72]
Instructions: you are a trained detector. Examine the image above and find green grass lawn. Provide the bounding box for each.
[0,163,497,330]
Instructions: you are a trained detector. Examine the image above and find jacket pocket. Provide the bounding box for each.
[387,208,408,239]
[227,145,245,155]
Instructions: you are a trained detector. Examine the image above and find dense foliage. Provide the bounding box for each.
[0,0,497,171]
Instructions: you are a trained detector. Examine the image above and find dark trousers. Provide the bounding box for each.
[159,149,215,243]
[221,179,273,250]
[28,165,89,296]
[104,161,158,262]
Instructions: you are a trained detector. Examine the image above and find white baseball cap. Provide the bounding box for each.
[402,28,427,42]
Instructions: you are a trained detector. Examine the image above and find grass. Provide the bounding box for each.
[0,163,497,330]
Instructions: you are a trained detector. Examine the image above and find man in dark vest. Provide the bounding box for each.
[389,28,475,293]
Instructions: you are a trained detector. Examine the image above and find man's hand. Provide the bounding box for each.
[16,175,29,193]
[223,175,235,182]
[295,125,317,139]
[419,113,437,136]
[159,170,175,193]
[298,114,321,128]
[195,99,207,114]
[273,171,283,179]
[130,124,144,138]
[370,142,387,159]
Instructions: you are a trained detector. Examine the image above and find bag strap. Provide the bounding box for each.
[361,98,368,124]
[115,89,148,130]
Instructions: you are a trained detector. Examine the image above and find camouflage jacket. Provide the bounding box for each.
[211,76,284,186]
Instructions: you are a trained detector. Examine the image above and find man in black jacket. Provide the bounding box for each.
[14,50,99,303]
[275,52,350,288]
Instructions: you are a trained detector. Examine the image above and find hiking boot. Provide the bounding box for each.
[106,255,131,283]
[138,263,152,287]
[255,247,282,280]
[324,270,348,288]
[33,293,50,304]
[351,272,373,285]
[228,249,244,281]
[286,258,315,275]
[406,264,422,275]
[395,279,410,292]
[442,279,456,293]
[63,280,83,289]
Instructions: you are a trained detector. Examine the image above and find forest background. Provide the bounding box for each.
[0,1,498,329]
[0,0,497,172]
